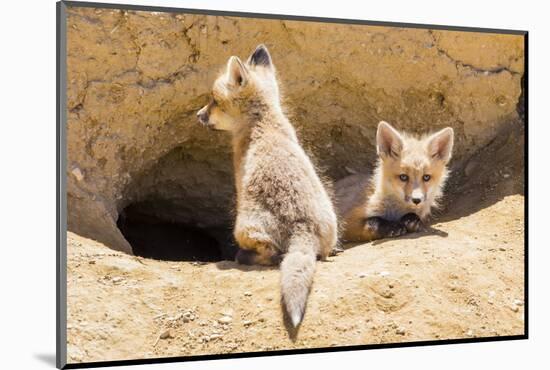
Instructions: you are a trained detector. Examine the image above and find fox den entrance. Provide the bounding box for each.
[117,202,233,262]
[114,146,238,262]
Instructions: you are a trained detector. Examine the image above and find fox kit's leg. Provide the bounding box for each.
[235,248,282,266]
[234,212,280,266]
[364,216,407,240]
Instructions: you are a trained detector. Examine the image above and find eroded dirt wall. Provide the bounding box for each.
[66,7,524,252]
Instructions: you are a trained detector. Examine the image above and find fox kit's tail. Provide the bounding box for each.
[280,231,318,327]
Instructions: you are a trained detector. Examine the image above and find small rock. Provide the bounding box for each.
[159,329,172,339]
[218,316,232,325]
[396,327,406,335]
[88,260,96,265]
[499,247,506,251]
[513,299,524,306]
[244,291,252,297]
[379,271,390,277]
[466,329,474,337]
[219,309,233,317]
[111,277,124,284]
[71,167,84,182]
[358,272,367,278]
[509,304,519,312]
[243,320,254,327]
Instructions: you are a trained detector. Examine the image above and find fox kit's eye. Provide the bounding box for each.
[423,174,431,182]
[399,174,409,182]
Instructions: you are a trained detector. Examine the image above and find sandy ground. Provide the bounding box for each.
[66,194,525,364]
[66,123,525,364]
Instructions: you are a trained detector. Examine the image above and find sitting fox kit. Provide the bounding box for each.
[197,45,338,327]
[335,121,454,242]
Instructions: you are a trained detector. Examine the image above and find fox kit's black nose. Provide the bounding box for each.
[412,198,422,205]
[197,110,209,125]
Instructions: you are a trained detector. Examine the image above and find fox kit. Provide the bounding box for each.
[197,45,338,327]
[336,121,454,242]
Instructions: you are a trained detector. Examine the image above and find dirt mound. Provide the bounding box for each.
[66,191,524,363]
[65,6,525,254]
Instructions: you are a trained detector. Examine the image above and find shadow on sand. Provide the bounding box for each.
[214,259,278,272]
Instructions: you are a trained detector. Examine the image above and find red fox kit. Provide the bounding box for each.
[336,121,454,242]
[197,45,338,327]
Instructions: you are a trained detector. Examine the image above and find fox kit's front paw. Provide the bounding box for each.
[365,217,407,239]
[328,245,344,257]
[400,213,423,233]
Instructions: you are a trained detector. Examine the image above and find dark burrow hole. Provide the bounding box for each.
[117,203,237,262]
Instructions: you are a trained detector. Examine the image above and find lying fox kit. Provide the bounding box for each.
[198,45,338,327]
[335,121,454,242]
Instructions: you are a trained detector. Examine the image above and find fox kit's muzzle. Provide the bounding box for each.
[410,188,424,205]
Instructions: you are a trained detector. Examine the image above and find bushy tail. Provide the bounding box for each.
[280,232,318,327]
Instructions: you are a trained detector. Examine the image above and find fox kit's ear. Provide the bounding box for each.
[427,127,454,163]
[377,121,404,159]
[226,56,247,88]
[248,44,273,68]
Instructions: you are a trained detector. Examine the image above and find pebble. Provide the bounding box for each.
[396,327,406,335]
[220,308,233,315]
[358,272,367,278]
[243,320,254,327]
[209,333,223,340]
[71,167,84,182]
[509,304,519,312]
[466,329,474,337]
[513,299,524,306]
[218,316,232,325]
[244,291,252,296]
[159,329,172,340]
